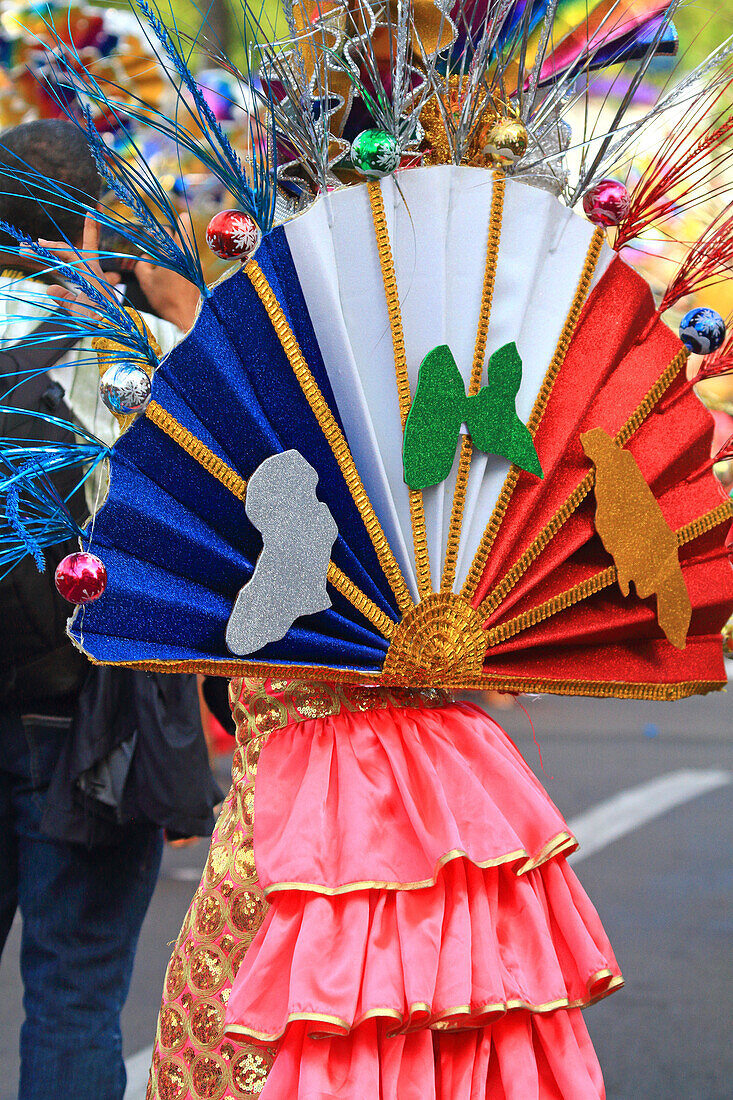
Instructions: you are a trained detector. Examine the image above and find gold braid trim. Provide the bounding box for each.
[367,182,410,428]
[461,226,606,602]
[477,348,688,621]
[485,566,617,646]
[367,180,433,601]
[676,499,733,547]
[146,400,249,503]
[442,172,505,593]
[145,403,396,640]
[245,258,413,615]
[616,349,689,446]
[479,469,595,622]
[326,561,397,638]
[80,650,728,700]
[468,175,507,396]
[485,501,733,647]
[383,591,487,684]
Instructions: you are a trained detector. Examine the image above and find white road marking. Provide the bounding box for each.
[124,1045,154,1099]
[568,768,731,865]
[168,867,203,883]
[123,768,731,1098]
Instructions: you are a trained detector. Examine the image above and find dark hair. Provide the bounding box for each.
[0,119,102,249]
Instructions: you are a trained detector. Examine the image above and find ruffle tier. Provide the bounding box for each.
[225,854,621,1042]
[254,698,577,893]
[231,692,620,1098]
[258,1011,606,1100]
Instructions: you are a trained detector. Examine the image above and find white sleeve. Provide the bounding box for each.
[139,312,183,357]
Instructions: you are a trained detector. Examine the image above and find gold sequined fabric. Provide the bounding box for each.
[147,682,275,1099]
[147,676,447,1098]
[231,675,451,740]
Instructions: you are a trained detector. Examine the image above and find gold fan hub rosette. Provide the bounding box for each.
[383,593,487,686]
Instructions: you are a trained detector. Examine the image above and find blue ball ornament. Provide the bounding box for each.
[679,307,726,356]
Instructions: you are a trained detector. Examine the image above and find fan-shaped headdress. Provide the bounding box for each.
[0,0,731,699]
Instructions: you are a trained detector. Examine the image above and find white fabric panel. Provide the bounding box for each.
[284,166,613,600]
[390,167,495,590]
[284,186,419,597]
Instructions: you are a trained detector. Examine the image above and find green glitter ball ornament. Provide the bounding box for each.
[350,129,401,178]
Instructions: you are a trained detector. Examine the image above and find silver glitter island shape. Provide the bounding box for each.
[225,450,339,656]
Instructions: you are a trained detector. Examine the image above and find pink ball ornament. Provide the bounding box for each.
[54,552,107,604]
[205,210,261,261]
[582,179,630,228]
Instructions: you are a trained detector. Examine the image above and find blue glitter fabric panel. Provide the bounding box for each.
[71,228,399,672]
[210,232,399,615]
[73,547,387,668]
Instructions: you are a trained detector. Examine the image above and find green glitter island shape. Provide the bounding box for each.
[402,342,543,490]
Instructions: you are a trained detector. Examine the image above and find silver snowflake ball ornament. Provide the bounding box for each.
[100,363,152,416]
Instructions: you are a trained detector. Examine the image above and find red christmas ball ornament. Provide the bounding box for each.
[205,210,261,261]
[54,552,107,604]
[582,179,630,227]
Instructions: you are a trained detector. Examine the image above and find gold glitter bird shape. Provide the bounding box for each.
[581,427,692,650]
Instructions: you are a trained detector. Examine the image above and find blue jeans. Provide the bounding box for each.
[0,711,164,1100]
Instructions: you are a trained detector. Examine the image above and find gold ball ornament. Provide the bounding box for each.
[481,117,529,168]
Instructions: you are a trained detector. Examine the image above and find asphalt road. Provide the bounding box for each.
[0,686,731,1099]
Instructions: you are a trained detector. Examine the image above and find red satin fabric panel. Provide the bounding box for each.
[481,633,725,690]
[471,253,733,689]
[482,370,727,630]
[491,529,732,656]
[473,256,682,607]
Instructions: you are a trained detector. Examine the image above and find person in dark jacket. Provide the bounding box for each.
[0,119,221,1100]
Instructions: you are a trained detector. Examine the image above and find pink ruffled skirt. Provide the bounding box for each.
[223,688,622,1098]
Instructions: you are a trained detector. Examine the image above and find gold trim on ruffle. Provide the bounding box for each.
[246,257,414,615]
[461,226,606,602]
[262,831,578,898]
[223,969,624,1044]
